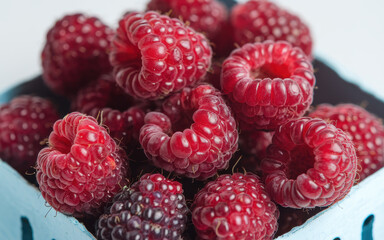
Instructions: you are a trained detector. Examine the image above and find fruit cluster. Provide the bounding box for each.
[1,0,384,239]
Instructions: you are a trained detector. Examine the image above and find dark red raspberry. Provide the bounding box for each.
[139,85,238,179]
[146,0,230,56]
[261,117,357,208]
[192,173,279,240]
[231,0,313,57]
[42,14,114,96]
[221,41,315,130]
[36,112,128,217]
[110,11,212,100]
[97,173,188,239]
[309,104,384,181]
[0,96,58,175]
[71,74,146,148]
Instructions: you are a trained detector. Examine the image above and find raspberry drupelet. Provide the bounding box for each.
[42,14,114,96]
[72,74,146,148]
[261,117,357,208]
[0,95,59,175]
[110,11,212,100]
[97,173,188,239]
[36,112,128,217]
[221,40,315,130]
[231,0,313,57]
[146,0,231,56]
[192,173,279,240]
[139,84,238,180]
[309,104,384,181]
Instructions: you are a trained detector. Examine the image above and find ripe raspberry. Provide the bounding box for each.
[42,14,114,96]
[97,173,188,239]
[110,11,212,100]
[72,74,146,148]
[146,0,230,56]
[231,0,313,57]
[261,117,357,208]
[36,112,128,217]
[0,95,58,175]
[309,104,384,181]
[221,41,315,130]
[139,84,238,179]
[192,173,279,240]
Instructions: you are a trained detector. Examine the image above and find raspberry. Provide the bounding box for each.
[36,112,128,217]
[110,11,212,100]
[309,104,384,181]
[261,117,357,208]
[0,95,58,175]
[97,173,188,239]
[72,74,146,148]
[231,0,313,57]
[146,0,230,56]
[221,41,315,130]
[42,14,114,96]
[192,173,279,240]
[139,85,238,179]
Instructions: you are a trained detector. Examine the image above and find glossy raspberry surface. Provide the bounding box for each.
[0,95,58,175]
[140,84,238,179]
[42,14,114,96]
[110,11,212,100]
[221,41,315,130]
[97,173,188,240]
[309,104,384,181]
[192,173,279,240]
[261,117,357,208]
[147,0,230,56]
[231,0,313,57]
[72,74,146,148]
[36,112,128,217]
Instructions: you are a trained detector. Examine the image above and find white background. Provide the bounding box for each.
[1,0,383,100]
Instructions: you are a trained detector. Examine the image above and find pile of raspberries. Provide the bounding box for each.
[1,0,384,239]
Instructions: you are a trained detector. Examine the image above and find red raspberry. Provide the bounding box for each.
[97,173,188,239]
[139,84,238,180]
[72,74,146,148]
[309,104,384,181]
[231,0,313,57]
[146,0,230,56]
[42,14,114,96]
[110,11,212,100]
[36,112,128,217]
[261,117,357,208]
[0,96,58,175]
[221,41,315,130]
[192,173,279,240]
